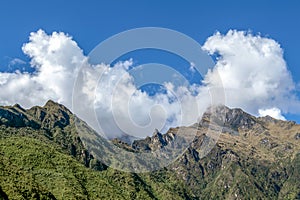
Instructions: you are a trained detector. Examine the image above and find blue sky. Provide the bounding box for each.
[0,0,300,123]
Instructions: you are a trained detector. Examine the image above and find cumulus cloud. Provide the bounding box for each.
[74,61,204,138]
[0,29,298,139]
[2,29,201,138]
[202,30,299,118]
[0,29,85,108]
[258,108,286,120]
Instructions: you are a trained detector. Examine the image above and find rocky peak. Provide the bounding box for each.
[201,105,257,131]
[153,128,161,137]
[131,105,260,152]
[38,100,71,129]
[43,100,71,114]
[0,100,73,130]
[44,99,56,106]
[0,104,40,129]
[132,129,171,151]
[152,129,167,147]
[12,103,26,112]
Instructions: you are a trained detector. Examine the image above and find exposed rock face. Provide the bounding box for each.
[132,128,176,151]
[200,105,257,131]
[131,105,263,153]
[28,100,71,129]
[0,105,40,129]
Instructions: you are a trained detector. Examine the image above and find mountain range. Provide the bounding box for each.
[0,100,299,199]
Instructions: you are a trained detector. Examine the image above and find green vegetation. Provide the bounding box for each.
[0,102,299,199]
[0,134,194,199]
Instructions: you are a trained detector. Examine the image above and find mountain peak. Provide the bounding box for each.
[201,104,257,131]
[43,100,71,114]
[44,99,57,106]
[12,103,25,111]
[153,128,162,137]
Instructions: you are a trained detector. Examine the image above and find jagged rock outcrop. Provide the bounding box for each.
[132,128,176,151]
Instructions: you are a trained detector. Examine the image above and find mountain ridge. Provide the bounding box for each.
[0,101,299,199]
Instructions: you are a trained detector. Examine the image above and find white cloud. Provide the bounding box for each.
[79,61,203,138]
[9,58,26,66]
[0,29,85,108]
[258,107,286,120]
[0,29,299,139]
[202,30,299,118]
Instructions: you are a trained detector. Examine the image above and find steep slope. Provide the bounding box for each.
[0,102,299,199]
[0,136,174,199]
[0,101,191,199]
[0,100,106,170]
[166,106,300,199]
[127,105,300,199]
